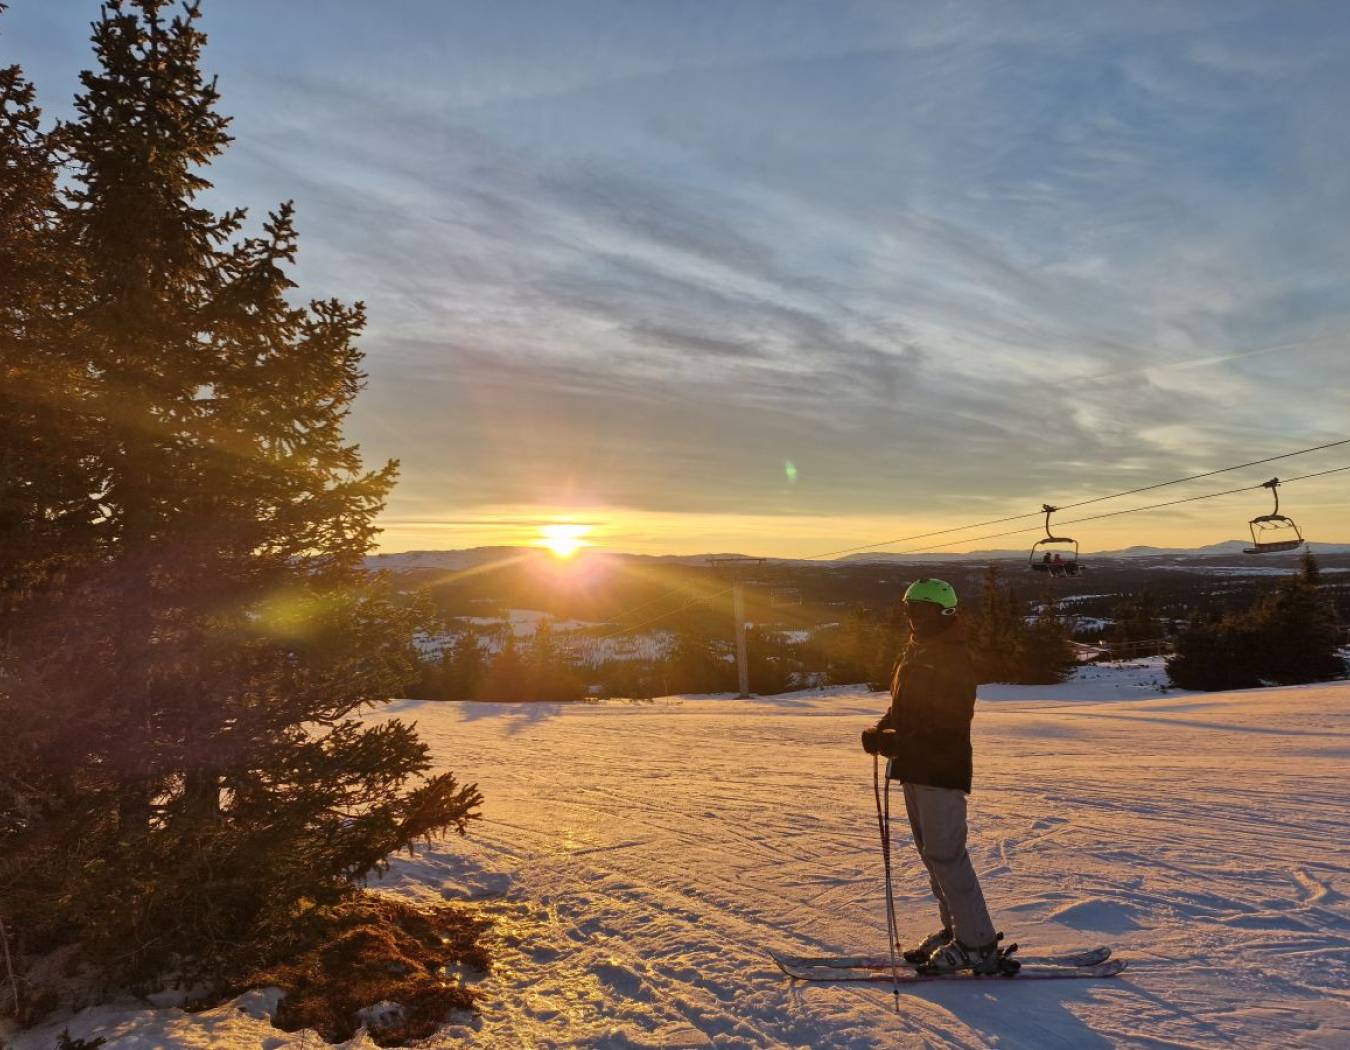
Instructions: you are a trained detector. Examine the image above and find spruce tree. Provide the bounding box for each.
[1018,600,1078,684]
[0,1,481,990]
[967,565,1025,682]
[1249,553,1345,684]
[1110,590,1160,645]
[746,625,797,694]
[866,601,907,690]
[1165,613,1262,691]
[445,630,485,700]
[524,618,582,701]
[0,29,99,637]
[666,616,733,693]
[1167,555,1344,690]
[526,617,557,698]
[821,608,874,686]
[483,632,526,699]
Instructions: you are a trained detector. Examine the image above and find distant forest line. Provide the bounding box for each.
[400,554,1350,701]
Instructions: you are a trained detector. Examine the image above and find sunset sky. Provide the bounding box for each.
[9,1,1349,556]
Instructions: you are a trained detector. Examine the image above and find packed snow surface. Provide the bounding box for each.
[16,663,1349,1048]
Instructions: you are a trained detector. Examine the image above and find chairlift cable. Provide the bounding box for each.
[420,441,1348,639]
[850,464,1350,560]
[1055,439,1350,512]
[588,587,735,643]
[804,437,1350,560]
[594,583,712,630]
[559,462,1350,643]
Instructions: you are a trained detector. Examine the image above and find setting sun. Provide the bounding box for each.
[538,523,591,558]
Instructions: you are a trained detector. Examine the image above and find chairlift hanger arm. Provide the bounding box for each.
[1030,503,1082,574]
[1249,477,1294,528]
[1039,503,1076,545]
[1261,477,1281,517]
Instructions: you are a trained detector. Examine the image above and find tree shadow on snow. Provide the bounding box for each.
[1056,709,1338,737]
[376,842,516,902]
[456,701,567,734]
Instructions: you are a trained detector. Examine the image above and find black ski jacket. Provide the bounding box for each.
[876,624,977,793]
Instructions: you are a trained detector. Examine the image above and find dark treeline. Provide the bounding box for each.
[404,553,1348,700]
[412,549,1350,642]
[407,563,1083,700]
[1167,553,1346,690]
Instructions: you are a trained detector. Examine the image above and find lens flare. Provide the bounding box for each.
[539,523,591,558]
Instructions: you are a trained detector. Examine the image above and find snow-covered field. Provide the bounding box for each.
[14,663,1349,1049]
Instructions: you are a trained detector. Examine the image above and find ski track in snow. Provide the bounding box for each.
[14,664,1349,1049]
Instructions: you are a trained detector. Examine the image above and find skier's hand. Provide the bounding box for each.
[862,724,899,755]
[863,724,901,756]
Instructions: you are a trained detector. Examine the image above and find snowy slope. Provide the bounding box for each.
[14,670,1349,1049]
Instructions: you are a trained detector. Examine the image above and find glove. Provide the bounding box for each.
[862,724,902,757]
[862,723,901,755]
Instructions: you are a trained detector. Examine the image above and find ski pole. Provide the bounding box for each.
[883,764,902,1006]
[872,753,902,1009]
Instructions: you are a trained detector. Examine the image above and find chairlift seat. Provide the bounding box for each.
[1243,539,1304,554]
[1029,505,1082,575]
[1243,478,1307,555]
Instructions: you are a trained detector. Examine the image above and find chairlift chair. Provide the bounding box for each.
[1243,478,1305,554]
[1029,504,1081,577]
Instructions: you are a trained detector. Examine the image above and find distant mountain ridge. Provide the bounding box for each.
[362,547,756,571]
[835,540,1350,563]
[367,540,1350,572]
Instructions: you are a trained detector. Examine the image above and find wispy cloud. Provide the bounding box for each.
[8,0,1349,552]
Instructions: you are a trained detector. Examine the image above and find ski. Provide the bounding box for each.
[774,957,1127,983]
[771,944,1110,973]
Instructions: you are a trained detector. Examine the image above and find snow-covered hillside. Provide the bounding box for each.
[15,667,1349,1048]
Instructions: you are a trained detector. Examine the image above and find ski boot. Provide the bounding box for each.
[919,932,1021,976]
[901,927,952,965]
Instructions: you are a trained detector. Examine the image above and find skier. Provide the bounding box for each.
[861,578,1008,975]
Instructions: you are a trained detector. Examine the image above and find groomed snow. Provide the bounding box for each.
[12,665,1348,1048]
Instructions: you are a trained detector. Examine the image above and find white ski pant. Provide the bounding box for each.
[902,783,997,948]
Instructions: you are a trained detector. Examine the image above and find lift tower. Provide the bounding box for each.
[708,556,766,698]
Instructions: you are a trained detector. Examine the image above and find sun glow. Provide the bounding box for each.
[539,523,591,558]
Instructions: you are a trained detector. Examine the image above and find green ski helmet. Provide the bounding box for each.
[903,577,958,612]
